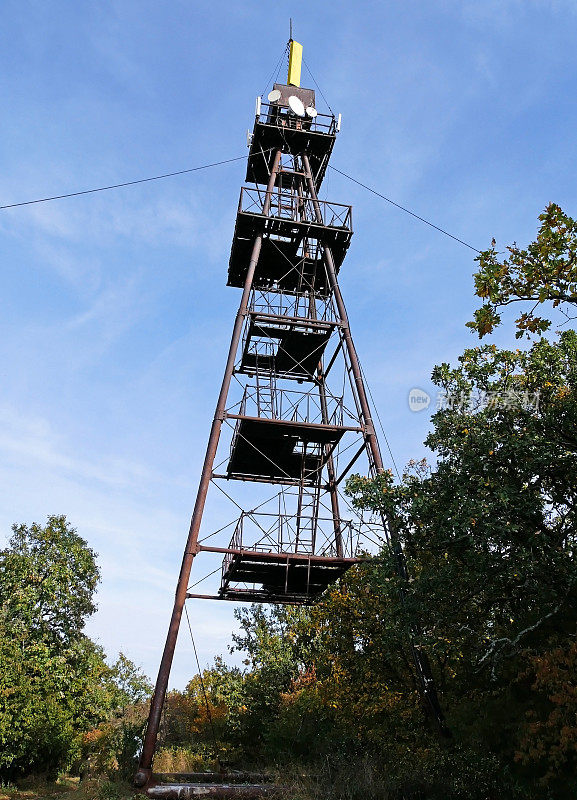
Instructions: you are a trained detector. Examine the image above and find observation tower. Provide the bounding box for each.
[135,40,446,797]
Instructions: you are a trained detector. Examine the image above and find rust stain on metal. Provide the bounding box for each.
[136,39,449,790]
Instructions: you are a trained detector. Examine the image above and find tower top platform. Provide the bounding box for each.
[246,83,338,188]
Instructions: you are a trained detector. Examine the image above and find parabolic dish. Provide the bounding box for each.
[305,106,318,118]
[267,89,282,102]
[288,95,305,117]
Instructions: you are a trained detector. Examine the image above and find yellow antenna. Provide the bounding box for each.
[288,39,302,87]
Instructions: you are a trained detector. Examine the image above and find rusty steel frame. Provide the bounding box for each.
[136,91,448,790]
[224,414,360,432]
[135,148,284,787]
[186,591,317,606]
[211,472,305,487]
[198,546,359,562]
[146,785,282,799]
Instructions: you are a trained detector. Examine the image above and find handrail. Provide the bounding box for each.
[257,102,337,135]
[225,511,358,559]
[238,385,344,427]
[239,187,352,232]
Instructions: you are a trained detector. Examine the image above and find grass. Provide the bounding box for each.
[0,776,139,800]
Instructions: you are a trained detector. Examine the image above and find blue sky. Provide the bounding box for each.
[1,0,576,687]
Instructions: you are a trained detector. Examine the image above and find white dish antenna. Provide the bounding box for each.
[305,106,318,118]
[268,89,281,102]
[288,95,305,117]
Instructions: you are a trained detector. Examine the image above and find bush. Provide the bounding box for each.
[153,746,213,774]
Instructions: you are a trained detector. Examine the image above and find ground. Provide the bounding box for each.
[0,777,139,800]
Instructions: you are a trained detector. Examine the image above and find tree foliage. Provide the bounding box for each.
[468,203,577,338]
[1,515,100,645]
[348,331,577,683]
[0,515,151,781]
[161,205,577,799]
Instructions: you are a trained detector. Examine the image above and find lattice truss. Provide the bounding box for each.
[135,66,448,791]
[188,127,391,605]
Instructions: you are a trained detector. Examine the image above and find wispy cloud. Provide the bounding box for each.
[0,404,188,493]
[0,400,227,682]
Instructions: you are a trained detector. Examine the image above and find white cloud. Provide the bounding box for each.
[0,400,234,683]
[0,403,188,497]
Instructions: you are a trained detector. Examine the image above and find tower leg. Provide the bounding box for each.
[135,149,283,787]
[306,290,343,556]
[317,363,343,556]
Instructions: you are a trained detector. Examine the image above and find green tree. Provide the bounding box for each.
[349,333,577,690]
[227,605,312,757]
[81,654,152,781]
[0,514,99,645]
[344,209,577,793]
[468,203,577,338]
[0,619,115,779]
[109,653,153,711]
[0,515,150,781]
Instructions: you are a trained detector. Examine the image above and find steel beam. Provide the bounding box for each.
[135,148,284,788]
[198,545,360,563]
[224,413,362,433]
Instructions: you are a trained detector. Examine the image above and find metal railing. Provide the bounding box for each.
[237,384,344,426]
[243,336,277,361]
[239,187,352,231]
[249,287,337,323]
[221,511,358,580]
[258,101,337,135]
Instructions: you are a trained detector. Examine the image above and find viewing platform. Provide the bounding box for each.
[239,311,336,381]
[246,86,337,188]
[218,512,360,603]
[228,187,352,290]
[224,386,358,484]
[228,237,334,296]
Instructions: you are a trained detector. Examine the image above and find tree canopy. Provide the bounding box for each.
[468,203,577,338]
[1,515,100,645]
[158,204,577,799]
[0,515,151,781]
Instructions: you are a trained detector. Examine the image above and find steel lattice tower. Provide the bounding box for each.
[135,41,446,793]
